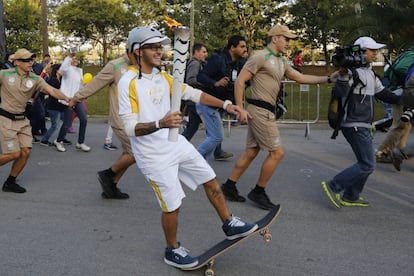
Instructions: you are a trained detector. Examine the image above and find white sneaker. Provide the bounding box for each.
[54,140,66,152]
[76,143,91,152]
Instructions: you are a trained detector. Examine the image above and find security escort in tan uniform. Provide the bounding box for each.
[67,27,141,200]
[0,48,70,193]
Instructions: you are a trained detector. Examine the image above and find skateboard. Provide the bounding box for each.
[182,204,281,275]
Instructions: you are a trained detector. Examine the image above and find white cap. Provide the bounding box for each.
[354,36,386,50]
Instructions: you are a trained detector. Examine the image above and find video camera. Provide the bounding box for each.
[331,44,368,68]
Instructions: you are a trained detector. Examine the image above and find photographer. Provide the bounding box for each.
[376,53,414,171]
[321,37,402,208]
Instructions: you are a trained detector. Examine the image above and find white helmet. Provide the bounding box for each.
[127,26,171,53]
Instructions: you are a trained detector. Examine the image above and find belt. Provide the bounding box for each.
[245,98,275,113]
[0,108,26,120]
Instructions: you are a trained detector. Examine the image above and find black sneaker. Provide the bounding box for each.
[97,170,114,197]
[101,186,129,200]
[247,190,276,210]
[61,139,72,145]
[2,182,26,193]
[221,184,246,202]
[40,140,54,147]
[214,151,234,161]
[32,137,40,144]
[390,151,403,171]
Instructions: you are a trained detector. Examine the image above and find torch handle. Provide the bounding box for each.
[168,26,191,142]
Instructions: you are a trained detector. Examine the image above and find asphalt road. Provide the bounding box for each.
[1,118,413,276]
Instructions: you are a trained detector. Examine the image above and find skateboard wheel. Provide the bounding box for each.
[205,268,214,276]
[263,233,272,242]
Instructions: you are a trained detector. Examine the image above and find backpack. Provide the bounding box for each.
[401,66,414,108]
[328,69,362,139]
[383,50,414,90]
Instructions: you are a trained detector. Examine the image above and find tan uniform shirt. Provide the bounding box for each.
[72,54,130,130]
[244,49,293,106]
[0,68,49,113]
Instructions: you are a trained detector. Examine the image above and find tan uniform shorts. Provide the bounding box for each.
[0,116,32,154]
[246,105,282,152]
[112,126,132,155]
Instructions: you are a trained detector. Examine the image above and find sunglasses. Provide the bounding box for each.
[141,44,163,51]
[17,58,35,63]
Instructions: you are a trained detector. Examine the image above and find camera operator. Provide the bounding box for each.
[321,36,403,208]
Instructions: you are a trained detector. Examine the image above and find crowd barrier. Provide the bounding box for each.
[223,81,320,138]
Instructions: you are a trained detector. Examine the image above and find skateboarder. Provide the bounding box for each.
[117,26,258,269]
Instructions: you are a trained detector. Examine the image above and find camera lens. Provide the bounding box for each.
[401,109,413,122]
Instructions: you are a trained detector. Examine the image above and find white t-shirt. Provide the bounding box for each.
[117,69,202,172]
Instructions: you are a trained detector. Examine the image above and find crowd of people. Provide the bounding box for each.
[0,24,412,269]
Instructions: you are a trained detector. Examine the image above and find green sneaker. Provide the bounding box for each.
[339,196,369,207]
[321,181,341,208]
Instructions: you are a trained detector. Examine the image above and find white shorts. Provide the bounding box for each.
[142,149,216,212]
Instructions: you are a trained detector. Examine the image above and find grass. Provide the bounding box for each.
[82,65,387,121]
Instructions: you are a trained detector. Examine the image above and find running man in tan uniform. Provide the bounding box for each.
[68,27,142,199]
[222,25,339,209]
[0,48,70,193]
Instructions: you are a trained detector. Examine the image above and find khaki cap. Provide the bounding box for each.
[268,25,297,39]
[14,48,36,60]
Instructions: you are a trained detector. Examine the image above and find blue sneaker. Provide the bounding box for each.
[222,215,258,240]
[103,143,118,151]
[164,244,198,268]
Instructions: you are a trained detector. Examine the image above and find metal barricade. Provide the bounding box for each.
[278,80,320,138]
[223,81,320,138]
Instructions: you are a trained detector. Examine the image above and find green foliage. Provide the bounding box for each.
[56,0,135,64]
[4,0,42,52]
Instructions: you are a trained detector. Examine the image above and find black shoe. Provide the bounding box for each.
[221,184,246,202]
[97,170,114,197]
[61,138,72,145]
[32,137,40,144]
[2,182,26,193]
[390,151,403,171]
[40,140,54,147]
[214,152,234,161]
[101,187,129,200]
[247,190,276,210]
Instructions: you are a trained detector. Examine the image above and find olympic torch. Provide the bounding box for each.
[165,16,191,141]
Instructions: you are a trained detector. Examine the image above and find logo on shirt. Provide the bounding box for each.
[26,80,33,88]
[7,77,16,86]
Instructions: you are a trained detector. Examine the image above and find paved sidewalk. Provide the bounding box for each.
[0,118,413,276]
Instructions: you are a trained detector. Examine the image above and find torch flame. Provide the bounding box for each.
[164,15,183,30]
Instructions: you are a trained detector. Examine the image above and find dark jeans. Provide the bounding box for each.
[330,127,375,200]
[57,102,88,144]
[182,103,202,141]
[30,93,47,136]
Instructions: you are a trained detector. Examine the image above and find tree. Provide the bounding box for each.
[56,0,135,64]
[4,0,42,53]
[289,0,353,70]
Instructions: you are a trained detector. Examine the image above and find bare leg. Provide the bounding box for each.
[162,209,179,248]
[0,151,20,166]
[228,147,260,182]
[257,148,284,188]
[111,153,135,184]
[9,148,31,177]
[203,179,231,222]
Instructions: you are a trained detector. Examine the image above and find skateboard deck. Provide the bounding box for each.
[182,205,281,274]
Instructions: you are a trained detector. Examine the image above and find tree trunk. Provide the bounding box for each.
[0,0,7,62]
[41,0,49,55]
